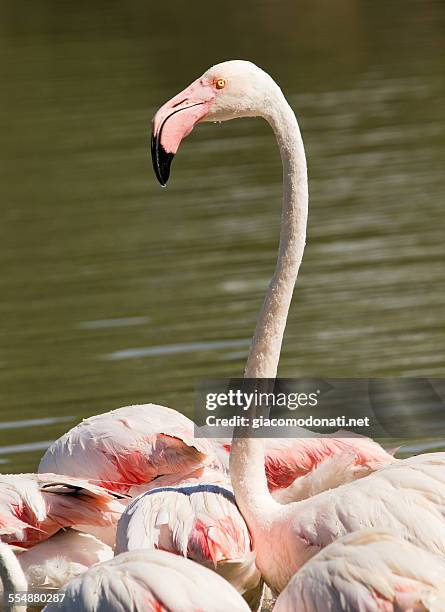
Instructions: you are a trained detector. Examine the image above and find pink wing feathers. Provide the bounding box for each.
[214,433,394,494]
[263,434,395,490]
[0,473,124,548]
[115,480,263,609]
[39,404,221,494]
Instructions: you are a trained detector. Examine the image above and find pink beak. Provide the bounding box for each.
[151,78,216,185]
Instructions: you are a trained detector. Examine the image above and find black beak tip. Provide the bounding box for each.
[151,133,174,187]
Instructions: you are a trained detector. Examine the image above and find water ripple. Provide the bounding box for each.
[78,316,151,330]
[0,440,53,456]
[0,416,74,431]
[102,339,251,361]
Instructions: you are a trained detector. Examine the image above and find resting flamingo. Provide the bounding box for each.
[214,434,394,498]
[40,404,394,507]
[0,473,124,548]
[5,529,112,591]
[115,470,263,610]
[39,404,222,495]
[113,450,385,607]
[152,59,445,594]
[274,529,445,611]
[39,549,251,612]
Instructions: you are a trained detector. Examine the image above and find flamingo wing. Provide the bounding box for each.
[38,474,125,535]
[115,482,263,608]
[36,473,127,500]
[296,454,445,554]
[0,475,57,547]
[272,450,374,503]
[43,549,250,612]
[116,483,249,561]
[264,434,395,490]
[214,434,394,495]
[0,474,125,548]
[39,404,220,494]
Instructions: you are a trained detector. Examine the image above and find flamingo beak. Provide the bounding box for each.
[151,79,216,186]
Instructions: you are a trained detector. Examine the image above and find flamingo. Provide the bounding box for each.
[40,549,251,612]
[215,434,394,497]
[115,471,263,610]
[0,473,124,548]
[40,403,394,507]
[39,404,222,495]
[151,59,445,594]
[270,449,374,503]
[274,529,445,611]
[113,451,378,606]
[6,529,112,591]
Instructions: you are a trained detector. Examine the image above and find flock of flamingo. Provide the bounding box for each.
[1,60,445,612]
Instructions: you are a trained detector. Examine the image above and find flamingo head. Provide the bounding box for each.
[151,60,278,185]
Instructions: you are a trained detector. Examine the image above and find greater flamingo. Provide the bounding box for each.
[113,450,381,606]
[274,529,445,611]
[0,474,124,548]
[40,404,394,507]
[41,549,250,612]
[39,404,222,495]
[151,59,445,594]
[115,472,263,609]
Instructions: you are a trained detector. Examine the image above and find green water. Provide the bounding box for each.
[1,0,444,472]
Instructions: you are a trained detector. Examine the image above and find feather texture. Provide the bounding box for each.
[274,529,445,611]
[246,453,445,593]
[0,474,123,548]
[43,549,250,612]
[116,479,263,608]
[39,404,221,494]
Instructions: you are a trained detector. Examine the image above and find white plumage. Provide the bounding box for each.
[274,529,445,611]
[0,473,124,548]
[15,529,113,590]
[115,479,263,609]
[39,404,221,494]
[43,549,250,612]
[236,452,445,594]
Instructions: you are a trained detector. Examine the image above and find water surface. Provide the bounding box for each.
[1,0,444,472]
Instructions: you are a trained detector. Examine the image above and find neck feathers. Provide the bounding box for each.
[245,90,308,379]
[230,86,308,527]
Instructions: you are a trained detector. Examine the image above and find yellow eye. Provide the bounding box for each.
[215,78,227,90]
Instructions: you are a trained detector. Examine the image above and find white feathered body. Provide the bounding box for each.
[274,529,445,611]
[116,478,263,608]
[43,549,250,612]
[252,453,445,593]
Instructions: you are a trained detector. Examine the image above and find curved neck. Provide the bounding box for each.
[245,94,308,379]
[230,87,308,527]
[0,543,27,612]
